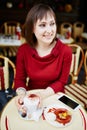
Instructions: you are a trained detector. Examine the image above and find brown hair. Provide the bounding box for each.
[22,3,57,47]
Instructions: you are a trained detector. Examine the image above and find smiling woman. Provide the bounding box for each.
[14,3,72,107]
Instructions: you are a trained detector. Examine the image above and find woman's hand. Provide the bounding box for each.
[15,95,24,111]
[36,87,55,107]
[37,87,54,99]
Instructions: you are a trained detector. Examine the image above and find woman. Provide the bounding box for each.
[14,3,72,99]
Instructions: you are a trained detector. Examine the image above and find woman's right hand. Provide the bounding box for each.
[15,95,24,111]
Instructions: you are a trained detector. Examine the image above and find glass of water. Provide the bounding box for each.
[16,87,26,96]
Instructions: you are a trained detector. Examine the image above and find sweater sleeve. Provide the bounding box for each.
[14,45,27,90]
[49,46,72,93]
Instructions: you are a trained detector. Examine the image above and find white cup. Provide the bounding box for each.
[23,94,40,113]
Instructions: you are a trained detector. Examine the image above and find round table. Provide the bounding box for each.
[0,90,87,130]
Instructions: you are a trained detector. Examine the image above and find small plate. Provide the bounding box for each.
[44,104,74,127]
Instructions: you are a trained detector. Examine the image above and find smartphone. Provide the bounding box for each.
[58,95,80,110]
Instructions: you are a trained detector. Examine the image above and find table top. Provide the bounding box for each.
[60,37,74,44]
[57,34,74,44]
[0,39,21,46]
[0,90,87,130]
[0,34,25,47]
[57,33,87,50]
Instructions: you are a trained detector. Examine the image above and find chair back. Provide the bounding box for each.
[65,45,86,108]
[68,44,84,84]
[0,21,21,35]
[0,55,16,90]
[60,22,72,36]
[73,22,84,40]
[0,21,22,57]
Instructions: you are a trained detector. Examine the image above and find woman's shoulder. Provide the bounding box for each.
[64,44,72,53]
[62,44,72,58]
[63,45,72,58]
[57,39,72,55]
[17,43,32,57]
[52,39,72,57]
[18,43,31,51]
[20,43,30,48]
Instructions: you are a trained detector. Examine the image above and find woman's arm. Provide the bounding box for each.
[49,48,72,93]
[14,46,27,90]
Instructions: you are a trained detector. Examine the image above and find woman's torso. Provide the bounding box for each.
[16,39,71,90]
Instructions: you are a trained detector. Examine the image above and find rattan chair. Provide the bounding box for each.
[64,44,87,109]
[73,21,84,41]
[0,55,16,90]
[1,21,21,35]
[60,22,72,37]
[0,21,22,57]
[0,55,16,111]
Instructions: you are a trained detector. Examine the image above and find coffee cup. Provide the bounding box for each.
[23,94,40,113]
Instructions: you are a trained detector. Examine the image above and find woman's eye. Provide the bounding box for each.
[50,22,55,26]
[39,24,46,27]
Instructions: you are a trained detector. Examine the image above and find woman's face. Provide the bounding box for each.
[33,14,57,45]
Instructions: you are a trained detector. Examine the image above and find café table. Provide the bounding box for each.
[0,35,25,47]
[60,37,74,44]
[0,90,87,130]
[57,34,74,44]
[0,34,25,56]
[57,33,87,51]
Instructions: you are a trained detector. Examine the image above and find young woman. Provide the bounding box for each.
[14,3,72,99]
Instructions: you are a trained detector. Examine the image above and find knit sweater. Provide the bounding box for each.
[14,39,72,93]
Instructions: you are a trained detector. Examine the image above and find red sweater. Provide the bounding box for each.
[14,39,72,93]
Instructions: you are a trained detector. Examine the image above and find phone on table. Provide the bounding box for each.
[58,95,80,110]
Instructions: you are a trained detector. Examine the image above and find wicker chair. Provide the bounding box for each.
[0,21,21,35]
[0,21,22,57]
[73,21,84,41]
[65,44,87,109]
[0,55,16,90]
[0,55,16,111]
[60,22,72,37]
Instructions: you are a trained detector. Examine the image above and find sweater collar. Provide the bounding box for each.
[31,39,64,59]
[51,39,64,57]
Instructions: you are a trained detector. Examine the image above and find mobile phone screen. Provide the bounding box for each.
[58,95,79,109]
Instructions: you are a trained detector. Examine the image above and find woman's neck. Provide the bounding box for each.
[35,41,56,57]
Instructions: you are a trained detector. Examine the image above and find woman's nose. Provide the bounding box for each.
[46,25,52,33]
